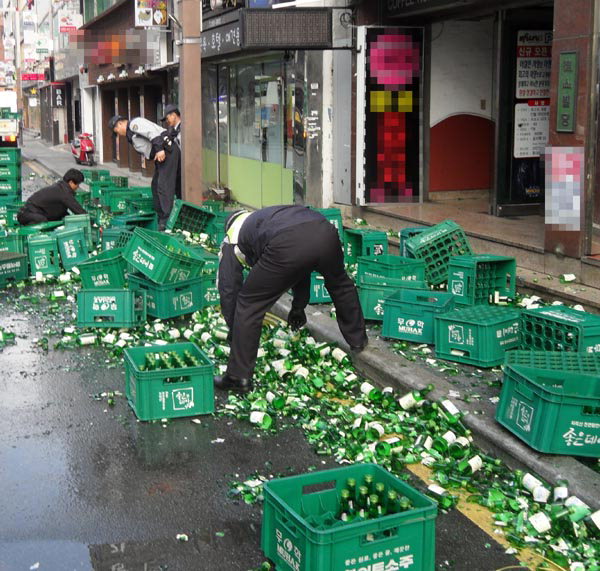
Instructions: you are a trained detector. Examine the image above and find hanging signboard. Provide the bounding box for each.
[135,0,168,28]
[51,83,65,107]
[516,30,552,99]
[58,11,83,33]
[356,26,423,205]
[513,99,550,158]
[556,51,578,133]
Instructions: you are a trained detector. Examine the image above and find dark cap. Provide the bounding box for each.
[161,104,180,121]
[108,115,127,131]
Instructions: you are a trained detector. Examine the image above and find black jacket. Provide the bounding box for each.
[24,180,86,221]
[218,205,324,328]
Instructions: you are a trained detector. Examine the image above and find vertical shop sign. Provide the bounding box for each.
[556,51,578,133]
[51,84,65,107]
[516,30,552,99]
[356,26,423,205]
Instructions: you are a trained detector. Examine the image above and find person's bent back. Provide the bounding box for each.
[17,169,86,226]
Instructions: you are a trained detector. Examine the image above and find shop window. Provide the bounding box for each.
[202,65,218,152]
[229,63,261,161]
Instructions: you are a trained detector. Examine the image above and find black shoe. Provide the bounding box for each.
[350,340,368,357]
[214,373,253,393]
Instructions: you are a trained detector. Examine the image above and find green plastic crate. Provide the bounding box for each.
[0,232,23,253]
[99,189,144,213]
[110,175,129,188]
[28,234,60,276]
[344,228,388,264]
[111,213,158,231]
[0,251,28,285]
[496,356,600,457]
[0,179,21,194]
[262,463,437,571]
[124,342,215,421]
[204,210,230,245]
[521,306,600,353]
[0,164,20,178]
[201,271,219,307]
[79,249,128,289]
[0,195,15,218]
[76,289,146,328]
[357,255,426,282]
[125,197,155,215]
[89,181,116,198]
[447,255,516,306]
[0,148,21,164]
[64,214,93,250]
[123,227,206,284]
[18,220,63,234]
[74,190,92,210]
[405,220,473,285]
[55,227,89,270]
[382,289,456,344]
[399,227,427,258]
[309,273,331,304]
[5,201,24,227]
[128,273,206,318]
[434,306,521,367]
[166,199,215,234]
[358,275,428,321]
[505,350,600,375]
[310,207,344,240]
[202,200,225,212]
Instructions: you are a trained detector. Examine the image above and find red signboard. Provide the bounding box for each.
[21,73,45,81]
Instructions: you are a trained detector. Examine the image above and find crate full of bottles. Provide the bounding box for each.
[124,342,215,421]
[496,350,600,457]
[262,463,437,571]
[434,306,521,367]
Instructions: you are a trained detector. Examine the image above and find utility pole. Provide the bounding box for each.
[14,0,21,113]
[179,0,203,204]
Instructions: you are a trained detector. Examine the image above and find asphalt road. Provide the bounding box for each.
[0,160,524,571]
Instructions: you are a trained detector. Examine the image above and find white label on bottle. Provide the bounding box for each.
[350,404,369,416]
[79,335,96,345]
[384,437,400,445]
[249,411,266,425]
[318,345,331,357]
[368,422,385,437]
[570,563,585,571]
[421,453,435,466]
[352,417,362,429]
[219,345,230,356]
[102,333,116,344]
[295,366,309,379]
[116,339,127,348]
[345,373,357,382]
[565,496,589,509]
[332,348,347,362]
[528,512,551,534]
[360,382,375,395]
[306,336,316,345]
[453,437,470,448]
[200,332,211,343]
[428,484,447,496]
[35,271,44,282]
[533,486,550,503]
[442,431,457,444]
[382,386,394,395]
[522,473,543,492]
[183,329,194,339]
[441,400,460,416]
[59,273,71,283]
[553,486,568,502]
[154,323,165,332]
[193,323,203,332]
[423,436,433,450]
[590,509,600,530]
[64,326,75,334]
[168,328,181,339]
[215,329,228,340]
[53,290,65,298]
[398,393,417,410]
[273,338,286,348]
[266,392,276,404]
[468,455,483,473]
[257,348,266,358]
[279,349,291,357]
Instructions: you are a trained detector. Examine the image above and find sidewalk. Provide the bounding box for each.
[21,133,149,188]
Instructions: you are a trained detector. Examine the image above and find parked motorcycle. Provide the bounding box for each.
[71,133,95,166]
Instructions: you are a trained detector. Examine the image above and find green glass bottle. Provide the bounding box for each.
[368,494,383,519]
[397,384,434,410]
[357,485,370,509]
[363,474,375,495]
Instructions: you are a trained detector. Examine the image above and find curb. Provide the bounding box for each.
[272,294,600,510]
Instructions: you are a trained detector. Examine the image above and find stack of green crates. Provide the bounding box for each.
[358,275,428,321]
[64,214,94,251]
[76,288,147,328]
[81,169,111,184]
[405,220,473,285]
[0,148,21,197]
[496,351,600,456]
[122,227,212,319]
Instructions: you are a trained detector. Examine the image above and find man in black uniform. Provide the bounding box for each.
[161,104,181,199]
[17,168,86,225]
[215,205,368,393]
[108,114,179,230]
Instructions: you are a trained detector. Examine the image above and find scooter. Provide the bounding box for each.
[71,132,95,166]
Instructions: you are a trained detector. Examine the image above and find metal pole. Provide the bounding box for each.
[15,0,22,112]
[179,0,203,204]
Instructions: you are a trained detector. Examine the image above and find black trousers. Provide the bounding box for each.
[17,205,48,225]
[151,145,180,229]
[227,219,367,379]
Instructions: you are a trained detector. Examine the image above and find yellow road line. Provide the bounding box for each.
[23,159,51,177]
[406,463,561,571]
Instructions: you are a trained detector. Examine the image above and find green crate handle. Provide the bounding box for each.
[278,512,300,538]
[515,381,535,400]
[416,294,442,303]
[162,375,192,385]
